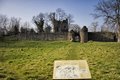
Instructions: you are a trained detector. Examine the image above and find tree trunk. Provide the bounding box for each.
[118,32,120,42]
[118,24,120,42]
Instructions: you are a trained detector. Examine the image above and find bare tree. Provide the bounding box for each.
[69,24,80,33]
[101,23,113,32]
[30,28,36,34]
[0,14,8,36]
[44,13,50,25]
[44,24,51,33]
[32,13,44,33]
[49,12,55,20]
[90,22,98,32]
[93,0,120,42]
[9,17,21,35]
[49,8,67,22]
[0,14,8,28]
[101,25,108,32]
[67,14,74,26]
[20,22,30,34]
[56,8,67,21]
[23,22,30,29]
[48,9,74,33]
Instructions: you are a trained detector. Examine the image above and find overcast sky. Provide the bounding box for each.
[0,0,103,28]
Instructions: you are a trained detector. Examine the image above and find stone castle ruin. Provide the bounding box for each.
[69,26,117,42]
[50,13,68,33]
[53,19,68,33]
[5,26,116,42]
[2,12,116,42]
[68,26,88,43]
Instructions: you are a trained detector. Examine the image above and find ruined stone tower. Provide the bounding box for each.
[51,13,68,33]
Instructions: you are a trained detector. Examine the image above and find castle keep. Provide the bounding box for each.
[51,13,68,33]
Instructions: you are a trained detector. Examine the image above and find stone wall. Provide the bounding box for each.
[88,32,116,42]
[6,32,68,41]
[4,32,117,42]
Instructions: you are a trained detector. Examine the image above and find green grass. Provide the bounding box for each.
[0,40,120,80]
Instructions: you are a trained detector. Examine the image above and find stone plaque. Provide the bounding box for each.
[53,60,91,80]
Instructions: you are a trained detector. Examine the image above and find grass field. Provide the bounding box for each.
[0,40,120,80]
